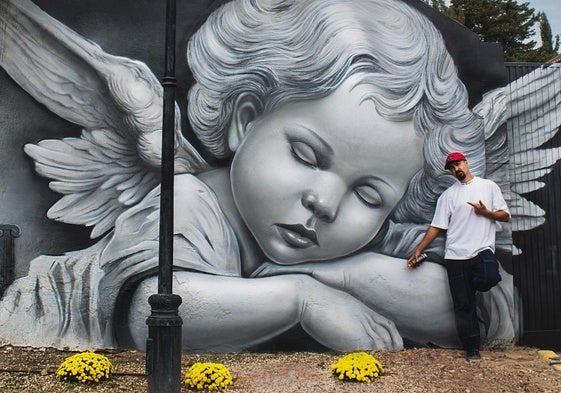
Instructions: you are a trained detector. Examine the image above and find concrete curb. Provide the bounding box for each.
[537,350,561,372]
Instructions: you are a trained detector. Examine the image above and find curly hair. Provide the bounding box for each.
[187,0,487,256]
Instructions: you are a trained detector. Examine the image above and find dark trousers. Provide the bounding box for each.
[446,258,480,352]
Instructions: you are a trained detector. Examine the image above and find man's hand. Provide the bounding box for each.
[407,226,442,268]
[467,200,489,216]
[467,200,510,222]
[407,250,424,268]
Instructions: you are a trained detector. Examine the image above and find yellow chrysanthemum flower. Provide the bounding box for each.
[183,362,233,391]
[56,352,114,384]
[331,352,385,383]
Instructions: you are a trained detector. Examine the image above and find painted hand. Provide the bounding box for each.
[253,261,349,290]
[299,281,404,351]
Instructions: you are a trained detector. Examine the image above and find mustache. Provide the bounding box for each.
[275,223,319,245]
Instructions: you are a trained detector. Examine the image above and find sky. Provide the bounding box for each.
[527,0,561,44]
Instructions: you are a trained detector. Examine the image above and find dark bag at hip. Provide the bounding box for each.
[471,249,501,292]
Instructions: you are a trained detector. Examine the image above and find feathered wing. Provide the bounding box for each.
[472,86,513,254]
[0,0,209,238]
[505,64,561,234]
[475,64,561,253]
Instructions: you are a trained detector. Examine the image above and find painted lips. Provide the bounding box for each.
[275,223,319,248]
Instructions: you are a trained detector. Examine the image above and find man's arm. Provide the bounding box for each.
[407,225,443,267]
[467,200,510,222]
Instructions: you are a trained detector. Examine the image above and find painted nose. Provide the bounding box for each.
[302,192,336,222]
[301,177,346,223]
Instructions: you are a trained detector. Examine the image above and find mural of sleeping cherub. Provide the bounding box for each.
[1,0,559,352]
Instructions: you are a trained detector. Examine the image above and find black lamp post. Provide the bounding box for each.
[146,0,183,391]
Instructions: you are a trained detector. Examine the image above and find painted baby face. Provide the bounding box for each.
[230,76,424,264]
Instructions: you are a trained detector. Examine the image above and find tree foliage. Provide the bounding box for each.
[421,0,560,62]
[532,12,560,62]
[424,0,465,22]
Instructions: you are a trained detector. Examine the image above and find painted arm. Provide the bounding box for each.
[127,271,403,352]
[254,252,461,347]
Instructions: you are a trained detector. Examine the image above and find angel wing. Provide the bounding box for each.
[505,64,561,232]
[475,64,561,254]
[0,0,209,238]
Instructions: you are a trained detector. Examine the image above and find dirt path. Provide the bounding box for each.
[0,345,559,392]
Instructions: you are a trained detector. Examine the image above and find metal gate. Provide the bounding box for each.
[505,62,561,349]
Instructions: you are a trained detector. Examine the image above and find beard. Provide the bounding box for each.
[455,171,466,181]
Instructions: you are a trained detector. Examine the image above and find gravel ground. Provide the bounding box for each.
[0,344,560,392]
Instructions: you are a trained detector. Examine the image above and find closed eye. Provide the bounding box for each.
[291,141,319,168]
[355,185,383,207]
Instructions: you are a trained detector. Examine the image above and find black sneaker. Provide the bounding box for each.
[466,350,481,360]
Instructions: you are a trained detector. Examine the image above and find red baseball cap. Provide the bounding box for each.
[444,152,466,169]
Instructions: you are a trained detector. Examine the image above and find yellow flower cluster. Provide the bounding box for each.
[56,352,114,384]
[182,362,234,391]
[331,352,385,383]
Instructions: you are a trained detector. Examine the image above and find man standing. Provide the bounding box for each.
[408,152,510,360]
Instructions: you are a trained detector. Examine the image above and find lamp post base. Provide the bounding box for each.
[146,293,183,393]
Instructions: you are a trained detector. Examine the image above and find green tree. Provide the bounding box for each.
[422,0,466,23]
[421,0,560,61]
[449,0,538,61]
[530,12,560,62]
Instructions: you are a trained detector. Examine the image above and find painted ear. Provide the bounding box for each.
[227,92,263,152]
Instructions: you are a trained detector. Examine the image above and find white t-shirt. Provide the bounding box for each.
[431,176,510,260]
